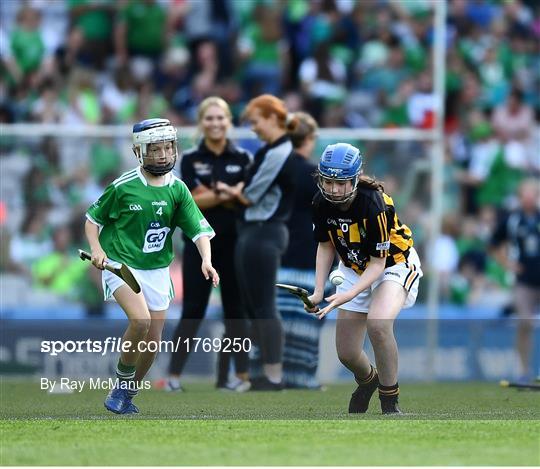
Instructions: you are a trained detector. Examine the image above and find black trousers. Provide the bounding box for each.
[235,222,289,365]
[168,233,249,383]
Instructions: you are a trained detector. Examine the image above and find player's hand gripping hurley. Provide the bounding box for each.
[79,249,141,294]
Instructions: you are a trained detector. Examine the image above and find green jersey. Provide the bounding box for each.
[86,167,214,270]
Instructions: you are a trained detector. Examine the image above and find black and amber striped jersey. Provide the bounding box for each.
[312,187,414,275]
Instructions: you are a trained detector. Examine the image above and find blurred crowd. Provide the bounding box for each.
[1,0,539,313]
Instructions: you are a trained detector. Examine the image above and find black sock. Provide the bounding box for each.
[379,382,399,401]
[355,365,377,384]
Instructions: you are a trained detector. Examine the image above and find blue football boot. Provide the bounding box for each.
[121,398,139,414]
[104,387,129,414]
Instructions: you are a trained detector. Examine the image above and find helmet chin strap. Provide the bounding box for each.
[138,145,177,176]
[321,191,356,204]
[142,159,175,176]
[318,175,358,204]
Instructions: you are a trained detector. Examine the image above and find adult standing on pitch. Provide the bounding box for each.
[306,143,423,414]
[85,118,219,414]
[491,178,540,382]
[166,97,252,392]
[218,94,297,390]
[277,111,325,388]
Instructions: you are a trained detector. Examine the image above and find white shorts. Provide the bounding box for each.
[336,248,423,314]
[102,262,173,312]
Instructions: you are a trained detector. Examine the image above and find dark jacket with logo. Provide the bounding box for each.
[179,140,252,237]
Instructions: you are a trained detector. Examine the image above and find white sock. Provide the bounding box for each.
[266,375,282,384]
[168,377,181,389]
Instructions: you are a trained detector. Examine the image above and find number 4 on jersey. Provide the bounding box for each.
[156,206,163,216]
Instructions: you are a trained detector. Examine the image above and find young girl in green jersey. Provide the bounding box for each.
[85,118,219,414]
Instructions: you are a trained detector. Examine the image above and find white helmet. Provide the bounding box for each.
[132,118,177,175]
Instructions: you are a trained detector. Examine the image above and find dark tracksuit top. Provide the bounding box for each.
[169,140,252,379]
[235,135,296,364]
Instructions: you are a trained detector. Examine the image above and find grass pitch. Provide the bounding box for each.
[1,380,539,466]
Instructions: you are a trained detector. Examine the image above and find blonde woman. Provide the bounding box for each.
[165,97,252,392]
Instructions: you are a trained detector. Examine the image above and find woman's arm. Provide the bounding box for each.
[215,181,250,206]
[191,185,235,210]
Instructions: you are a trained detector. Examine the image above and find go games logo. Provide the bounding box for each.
[143,221,170,253]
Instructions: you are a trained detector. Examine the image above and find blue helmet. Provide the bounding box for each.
[318,143,362,203]
[132,118,178,176]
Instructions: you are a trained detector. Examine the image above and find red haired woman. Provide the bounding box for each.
[219,94,298,390]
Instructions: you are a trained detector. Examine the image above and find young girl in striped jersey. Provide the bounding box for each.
[306,143,423,414]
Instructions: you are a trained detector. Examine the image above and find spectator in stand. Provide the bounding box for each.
[449,253,488,306]
[9,208,52,277]
[492,88,535,172]
[5,6,45,84]
[407,71,437,129]
[100,65,135,124]
[28,0,68,72]
[68,0,115,70]
[178,0,236,79]
[156,45,191,106]
[63,67,102,125]
[32,224,88,301]
[431,213,460,301]
[237,3,285,97]
[299,41,347,121]
[115,0,168,66]
[457,113,516,213]
[31,78,65,123]
[52,25,85,77]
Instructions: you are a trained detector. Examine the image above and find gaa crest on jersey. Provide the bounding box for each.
[347,249,366,268]
[225,164,242,173]
[143,221,171,253]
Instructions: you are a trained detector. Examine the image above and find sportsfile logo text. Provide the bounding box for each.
[41,337,132,356]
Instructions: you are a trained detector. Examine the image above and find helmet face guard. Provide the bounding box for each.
[317,143,362,204]
[318,174,359,204]
[133,118,178,176]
